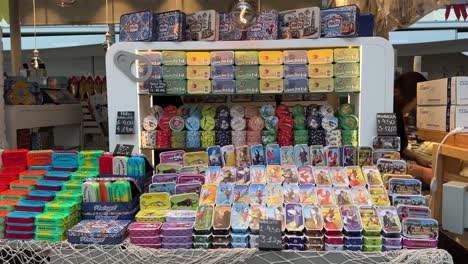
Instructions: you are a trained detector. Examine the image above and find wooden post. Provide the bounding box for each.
[8,0,21,76]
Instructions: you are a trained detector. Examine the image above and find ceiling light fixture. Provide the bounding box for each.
[56,0,77,8]
[30,0,43,70]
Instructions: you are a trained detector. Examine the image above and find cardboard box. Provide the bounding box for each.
[417,105,468,131]
[417,77,468,106]
[442,181,468,235]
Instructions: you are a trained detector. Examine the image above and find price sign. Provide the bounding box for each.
[258,220,282,250]
[148,80,167,94]
[376,113,397,136]
[113,144,134,156]
[116,111,135,134]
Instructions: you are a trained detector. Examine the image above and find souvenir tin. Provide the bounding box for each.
[267,205,286,232]
[383,237,402,247]
[285,235,305,244]
[178,174,205,185]
[309,145,325,166]
[329,167,349,187]
[235,146,251,167]
[383,174,413,186]
[162,236,193,244]
[305,235,324,245]
[335,77,360,92]
[176,183,202,195]
[128,222,162,237]
[313,166,332,186]
[155,10,186,41]
[179,165,207,175]
[359,206,381,236]
[280,146,295,166]
[265,144,281,165]
[130,236,162,245]
[206,146,222,167]
[402,238,437,248]
[285,203,304,232]
[193,235,212,243]
[293,144,310,167]
[231,203,250,233]
[211,51,234,65]
[213,205,231,230]
[187,52,210,66]
[324,234,344,244]
[372,136,401,151]
[219,166,236,183]
[221,145,236,167]
[187,80,211,94]
[236,65,259,79]
[260,79,284,93]
[235,166,250,185]
[377,206,401,236]
[321,205,343,236]
[279,7,320,39]
[303,205,323,235]
[67,220,131,245]
[396,205,431,220]
[235,51,258,65]
[218,12,243,41]
[282,165,299,185]
[342,145,356,166]
[372,150,400,164]
[325,146,341,167]
[283,50,308,64]
[334,63,360,78]
[186,10,218,41]
[155,163,181,174]
[348,187,370,207]
[119,10,158,42]
[376,159,407,175]
[381,245,401,251]
[266,184,284,206]
[159,150,185,165]
[345,236,363,245]
[282,185,300,204]
[140,193,170,211]
[149,182,176,195]
[199,184,217,206]
[266,165,283,184]
[247,10,279,40]
[205,166,221,184]
[299,184,317,206]
[369,186,391,206]
[402,218,438,239]
[212,79,235,94]
[316,187,335,206]
[334,187,353,207]
[363,236,382,246]
[232,233,249,244]
[362,166,383,186]
[162,242,192,249]
[344,166,365,187]
[232,185,249,204]
[308,64,334,78]
[307,50,333,65]
[183,151,209,167]
[259,65,283,79]
[298,166,314,185]
[340,205,362,236]
[320,5,359,38]
[212,234,231,243]
[392,195,427,207]
[249,165,266,184]
[170,193,199,210]
[215,184,234,205]
[388,179,422,196]
[194,204,214,234]
[249,204,267,233]
[162,66,186,80]
[362,245,381,252]
[358,146,373,166]
[249,184,266,205]
[152,174,178,184]
[212,243,230,249]
[161,222,194,237]
[334,48,360,63]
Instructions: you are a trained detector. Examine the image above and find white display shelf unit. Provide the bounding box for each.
[106,38,394,160]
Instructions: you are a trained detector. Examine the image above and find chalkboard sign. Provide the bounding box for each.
[116,111,135,134]
[113,144,134,156]
[258,220,282,250]
[148,80,167,94]
[376,113,397,136]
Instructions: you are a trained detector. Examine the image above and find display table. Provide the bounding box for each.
[4,104,82,149]
[0,240,453,264]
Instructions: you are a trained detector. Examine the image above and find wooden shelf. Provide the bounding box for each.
[417,128,468,148]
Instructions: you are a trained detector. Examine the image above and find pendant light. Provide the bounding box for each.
[103,0,114,51]
[229,0,258,31]
[30,0,43,70]
[56,0,77,7]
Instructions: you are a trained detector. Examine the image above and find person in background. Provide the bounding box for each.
[394,72,433,185]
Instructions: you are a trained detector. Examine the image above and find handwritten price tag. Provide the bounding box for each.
[376,113,397,136]
[259,220,282,250]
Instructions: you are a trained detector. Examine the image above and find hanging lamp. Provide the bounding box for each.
[30,0,43,70]
[103,0,114,50]
[229,0,258,31]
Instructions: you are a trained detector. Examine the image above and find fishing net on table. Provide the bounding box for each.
[0,240,453,264]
